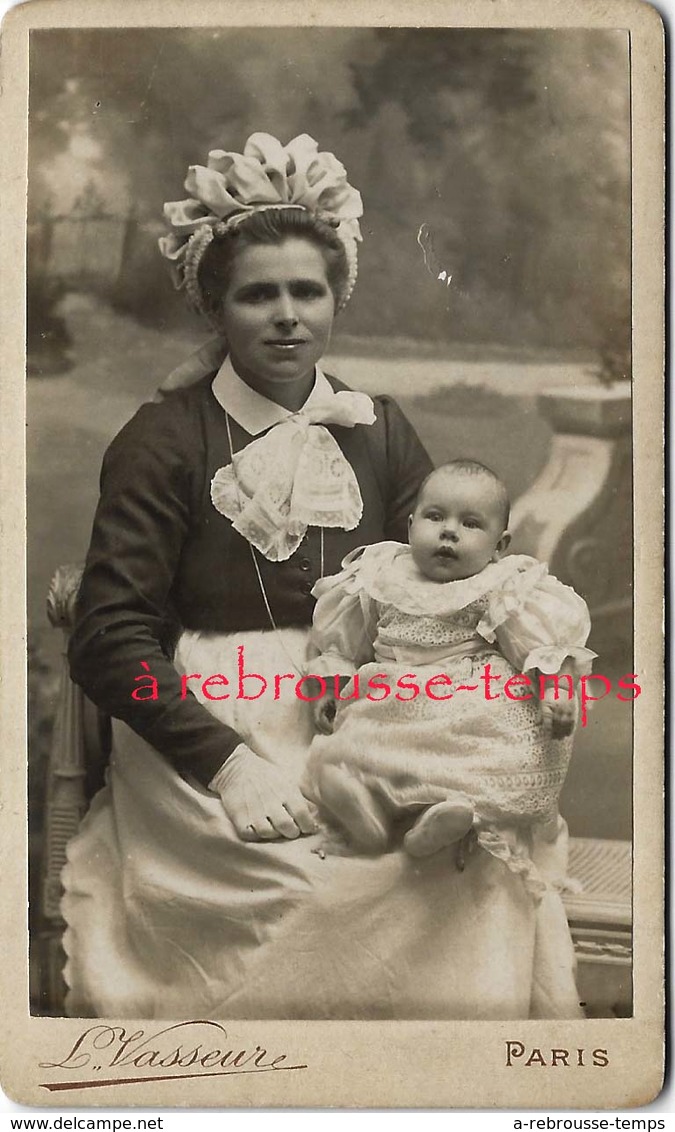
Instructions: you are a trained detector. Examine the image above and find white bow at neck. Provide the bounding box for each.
[207,351,376,561]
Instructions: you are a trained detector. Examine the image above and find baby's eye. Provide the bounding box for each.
[425,511,443,522]
[463,518,482,529]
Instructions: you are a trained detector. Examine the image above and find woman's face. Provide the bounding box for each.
[218,237,336,404]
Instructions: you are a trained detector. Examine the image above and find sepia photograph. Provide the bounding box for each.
[0,0,664,1110]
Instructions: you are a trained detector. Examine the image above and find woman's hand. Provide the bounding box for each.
[210,745,318,842]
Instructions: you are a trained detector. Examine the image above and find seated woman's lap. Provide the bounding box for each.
[64,736,540,1019]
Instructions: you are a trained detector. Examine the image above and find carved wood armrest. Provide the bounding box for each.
[46,563,84,633]
[43,564,97,924]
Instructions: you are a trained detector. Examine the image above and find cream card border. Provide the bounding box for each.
[0,0,664,1110]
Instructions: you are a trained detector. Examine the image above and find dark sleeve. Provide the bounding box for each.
[68,402,242,787]
[378,396,434,541]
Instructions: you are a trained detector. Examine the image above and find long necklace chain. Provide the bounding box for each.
[224,409,324,675]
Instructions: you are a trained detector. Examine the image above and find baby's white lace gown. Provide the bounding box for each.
[304,546,595,896]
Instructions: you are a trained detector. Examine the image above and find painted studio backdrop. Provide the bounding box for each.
[27,27,632,1015]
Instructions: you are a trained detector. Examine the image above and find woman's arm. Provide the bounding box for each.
[68,400,242,787]
[377,396,434,542]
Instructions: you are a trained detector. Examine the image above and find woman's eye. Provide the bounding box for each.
[292,283,327,300]
[241,287,272,303]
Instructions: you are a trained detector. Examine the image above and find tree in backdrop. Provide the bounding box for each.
[28,27,630,363]
[346,28,631,368]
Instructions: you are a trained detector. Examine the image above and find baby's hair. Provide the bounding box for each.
[417,459,511,528]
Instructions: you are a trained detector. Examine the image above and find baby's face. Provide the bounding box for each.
[408,470,510,583]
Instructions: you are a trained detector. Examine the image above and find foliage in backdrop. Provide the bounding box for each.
[28,27,630,364]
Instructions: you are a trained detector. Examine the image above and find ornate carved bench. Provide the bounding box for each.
[565,837,632,1017]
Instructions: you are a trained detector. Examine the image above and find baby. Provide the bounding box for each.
[303,461,595,882]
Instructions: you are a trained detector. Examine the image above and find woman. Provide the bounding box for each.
[62,133,581,1021]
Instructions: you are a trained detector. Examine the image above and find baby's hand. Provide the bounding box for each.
[540,690,577,739]
[313,693,338,735]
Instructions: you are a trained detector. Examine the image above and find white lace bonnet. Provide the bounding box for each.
[158,132,363,325]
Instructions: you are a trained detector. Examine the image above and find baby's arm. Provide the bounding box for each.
[490,563,595,743]
[308,557,377,735]
[539,661,578,739]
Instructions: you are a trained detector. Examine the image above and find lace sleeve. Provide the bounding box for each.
[307,555,377,676]
[485,566,597,675]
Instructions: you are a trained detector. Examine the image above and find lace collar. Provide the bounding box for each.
[331,543,547,619]
[211,353,337,436]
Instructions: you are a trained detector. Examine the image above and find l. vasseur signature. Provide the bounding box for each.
[38,1022,307,1091]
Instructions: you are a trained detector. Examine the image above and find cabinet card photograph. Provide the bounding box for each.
[0,0,664,1111]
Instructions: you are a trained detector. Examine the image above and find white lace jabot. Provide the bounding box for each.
[210,356,376,561]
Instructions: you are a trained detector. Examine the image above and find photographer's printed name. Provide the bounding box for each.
[39,1022,307,1092]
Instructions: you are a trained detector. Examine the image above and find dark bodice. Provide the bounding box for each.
[173,381,410,632]
[69,372,432,783]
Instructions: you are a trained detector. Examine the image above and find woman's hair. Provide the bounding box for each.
[197,208,350,324]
